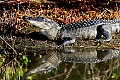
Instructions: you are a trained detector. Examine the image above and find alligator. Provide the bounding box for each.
[22,16,120,46]
[26,48,120,75]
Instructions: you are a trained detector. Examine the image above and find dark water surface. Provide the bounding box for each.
[25,48,120,80]
[1,48,120,80]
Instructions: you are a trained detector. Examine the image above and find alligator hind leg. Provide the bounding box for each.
[102,29,112,41]
[95,25,112,42]
[95,31,102,40]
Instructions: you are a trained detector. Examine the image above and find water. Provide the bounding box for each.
[1,48,120,80]
[25,48,120,80]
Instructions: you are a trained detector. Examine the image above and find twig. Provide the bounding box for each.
[83,63,89,79]
[0,36,17,54]
[48,73,65,80]
[0,56,17,68]
[99,8,112,17]
[64,63,76,80]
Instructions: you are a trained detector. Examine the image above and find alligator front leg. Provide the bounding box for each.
[95,25,112,42]
[56,37,75,47]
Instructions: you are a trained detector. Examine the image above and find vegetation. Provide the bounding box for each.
[0,0,120,80]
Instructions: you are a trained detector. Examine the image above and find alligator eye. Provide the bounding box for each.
[22,16,28,20]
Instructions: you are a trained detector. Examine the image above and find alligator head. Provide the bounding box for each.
[27,62,58,75]
[22,15,61,40]
[26,49,61,75]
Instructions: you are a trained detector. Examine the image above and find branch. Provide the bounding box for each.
[64,63,76,80]
[0,36,17,54]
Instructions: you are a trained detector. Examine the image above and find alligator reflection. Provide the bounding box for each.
[27,48,120,76]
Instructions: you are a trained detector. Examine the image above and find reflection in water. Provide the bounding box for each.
[27,48,120,77]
